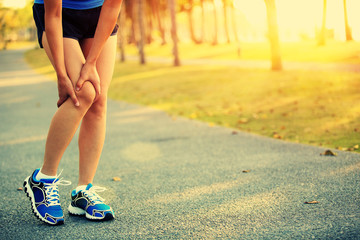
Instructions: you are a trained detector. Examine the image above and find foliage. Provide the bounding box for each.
[0,1,33,48]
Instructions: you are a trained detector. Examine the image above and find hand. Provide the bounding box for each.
[75,62,101,102]
[57,74,79,108]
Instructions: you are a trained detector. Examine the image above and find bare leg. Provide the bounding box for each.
[40,35,96,176]
[77,36,117,185]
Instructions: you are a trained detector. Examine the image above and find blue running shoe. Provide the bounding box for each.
[23,169,71,225]
[68,183,114,221]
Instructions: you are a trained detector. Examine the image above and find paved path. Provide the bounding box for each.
[0,49,359,239]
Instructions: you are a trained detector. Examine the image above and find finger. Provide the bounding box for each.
[93,82,101,102]
[69,89,80,107]
[76,76,85,92]
[57,97,66,108]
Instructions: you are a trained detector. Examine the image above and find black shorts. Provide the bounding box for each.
[33,3,118,48]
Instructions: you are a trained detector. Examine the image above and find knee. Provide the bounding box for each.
[77,81,96,108]
[87,96,107,119]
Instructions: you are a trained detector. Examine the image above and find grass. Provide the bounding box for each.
[125,40,360,64]
[0,41,36,50]
[24,42,360,153]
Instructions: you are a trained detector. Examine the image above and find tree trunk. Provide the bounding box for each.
[264,0,282,71]
[146,3,153,44]
[168,0,180,66]
[231,2,241,56]
[187,0,201,44]
[151,0,166,45]
[343,0,353,41]
[138,0,146,64]
[127,0,137,44]
[211,0,218,45]
[318,0,327,46]
[200,0,205,43]
[118,2,126,62]
[223,0,230,43]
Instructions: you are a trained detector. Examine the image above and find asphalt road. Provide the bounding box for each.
[0,49,359,239]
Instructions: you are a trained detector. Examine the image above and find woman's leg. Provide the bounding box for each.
[40,35,96,176]
[77,35,117,185]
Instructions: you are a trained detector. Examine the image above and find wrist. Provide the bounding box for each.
[56,71,68,81]
[85,58,97,66]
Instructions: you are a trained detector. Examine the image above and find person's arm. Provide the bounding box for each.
[75,0,123,99]
[44,0,79,107]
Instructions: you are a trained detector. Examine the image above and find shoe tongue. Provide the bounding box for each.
[86,183,93,190]
[40,178,58,184]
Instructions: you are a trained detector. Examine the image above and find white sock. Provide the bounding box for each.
[36,169,57,181]
[75,185,88,193]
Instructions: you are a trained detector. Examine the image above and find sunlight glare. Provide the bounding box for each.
[233,0,360,41]
[2,0,26,8]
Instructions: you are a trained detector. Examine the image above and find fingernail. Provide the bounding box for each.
[75,102,80,107]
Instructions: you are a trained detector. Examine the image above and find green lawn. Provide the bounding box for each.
[126,40,360,63]
[25,43,360,153]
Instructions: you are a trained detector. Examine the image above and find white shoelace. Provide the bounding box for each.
[83,186,107,205]
[43,171,71,206]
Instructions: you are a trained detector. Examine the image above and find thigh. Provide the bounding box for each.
[80,35,117,94]
[42,34,86,87]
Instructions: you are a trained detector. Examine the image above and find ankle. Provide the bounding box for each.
[36,168,57,181]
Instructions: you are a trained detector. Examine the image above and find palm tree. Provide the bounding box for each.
[117,2,126,62]
[138,0,146,64]
[318,0,327,46]
[343,0,353,41]
[200,0,205,43]
[150,0,166,45]
[168,0,180,66]
[211,0,218,45]
[222,0,230,43]
[187,0,201,44]
[264,0,282,70]
[231,1,241,56]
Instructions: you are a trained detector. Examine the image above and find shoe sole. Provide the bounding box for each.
[68,204,114,221]
[23,176,64,226]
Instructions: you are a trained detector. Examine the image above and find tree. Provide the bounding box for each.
[187,0,201,44]
[318,0,327,46]
[222,0,230,43]
[264,0,282,71]
[150,0,166,45]
[343,0,353,41]
[138,0,146,64]
[117,2,126,62]
[211,0,218,45]
[168,0,180,66]
[200,0,205,43]
[231,1,241,56]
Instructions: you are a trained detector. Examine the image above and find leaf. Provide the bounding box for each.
[17,187,23,191]
[237,118,249,124]
[354,144,359,150]
[208,122,215,127]
[320,150,337,156]
[231,131,238,135]
[242,170,251,173]
[336,147,347,151]
[112,177,122,182]
[190,113,197,119]
[273,132,282,139]
[304,200,319,204]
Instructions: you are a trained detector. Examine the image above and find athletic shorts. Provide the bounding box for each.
[33,3,118,48]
